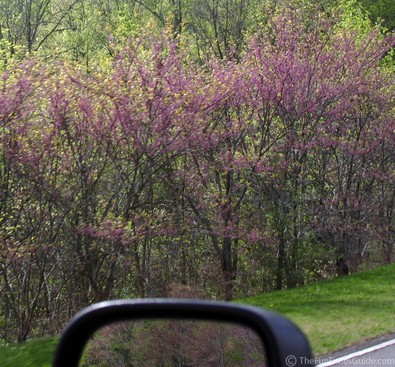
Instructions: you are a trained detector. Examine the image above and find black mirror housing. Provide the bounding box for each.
[53,299,314,367]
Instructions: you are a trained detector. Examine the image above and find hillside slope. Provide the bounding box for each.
[240,263,395,355]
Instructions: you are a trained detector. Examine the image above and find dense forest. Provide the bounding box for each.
[0,0,394,343]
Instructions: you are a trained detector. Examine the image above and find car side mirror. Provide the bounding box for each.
[53,299,314,367]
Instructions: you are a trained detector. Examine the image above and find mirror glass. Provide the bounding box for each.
[79,319,267,366]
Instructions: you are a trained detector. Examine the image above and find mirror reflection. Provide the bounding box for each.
[80,319,266,367]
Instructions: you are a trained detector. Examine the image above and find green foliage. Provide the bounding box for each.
[334,0,378,40]
[111,4,145,41]
[46,1,108,67]
[357,0,395,32]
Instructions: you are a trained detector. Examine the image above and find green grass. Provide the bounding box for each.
[0,337,58,367]
[240,263,395,355]
[1,264,395,366]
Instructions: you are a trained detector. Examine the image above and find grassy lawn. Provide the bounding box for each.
[240,263,395,355]
[0,338,58,367]
[1,263,394,366]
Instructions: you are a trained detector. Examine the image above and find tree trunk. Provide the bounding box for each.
[221,237,236,301]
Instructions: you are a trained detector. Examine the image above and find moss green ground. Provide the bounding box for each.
[1,263,394,366]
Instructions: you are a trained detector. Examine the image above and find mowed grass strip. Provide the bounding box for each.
[0,337,58,367]
[240,263,395,355]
